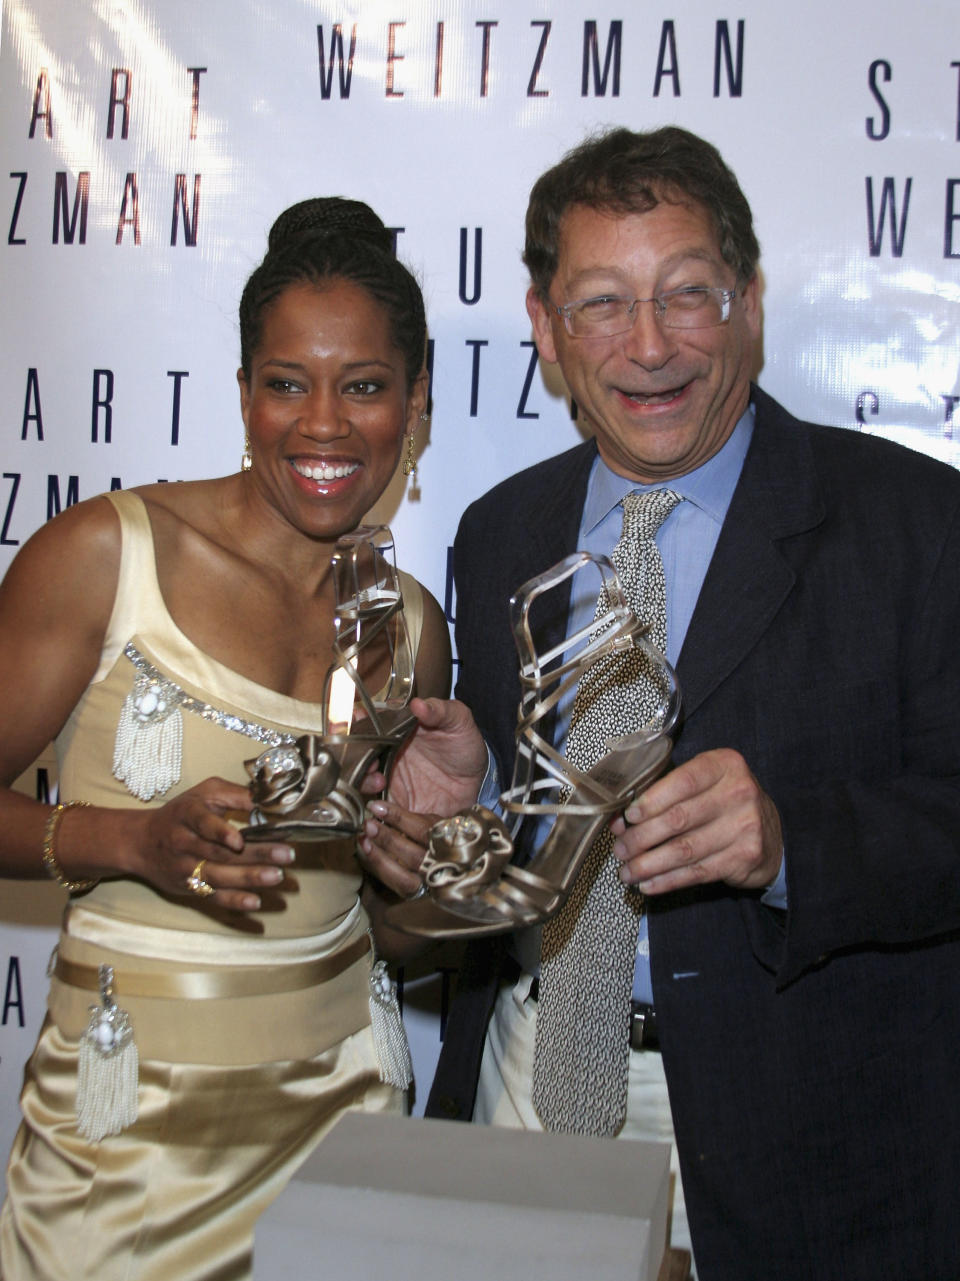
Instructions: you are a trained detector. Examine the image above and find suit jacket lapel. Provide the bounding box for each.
[520,440,594,570]
[516,440,595,658]
[677,390,825,719]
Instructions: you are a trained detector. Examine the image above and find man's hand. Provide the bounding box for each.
[611,748,783,894]
[370,697,488,817]
[358,697,488,899]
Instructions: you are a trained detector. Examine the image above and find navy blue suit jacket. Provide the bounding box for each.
[426,386,960,1280]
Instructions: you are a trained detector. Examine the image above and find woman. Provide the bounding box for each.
[0,197,450,1279]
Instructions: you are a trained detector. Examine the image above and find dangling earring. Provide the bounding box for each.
[241,434,253,473]
[403,410,428,478]
[402,431,417,478]
[404,411,426,503]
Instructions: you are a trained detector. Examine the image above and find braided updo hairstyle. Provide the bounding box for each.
[239,197,426,388]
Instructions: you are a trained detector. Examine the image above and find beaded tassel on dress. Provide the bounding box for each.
[76,965,139,1141]
[113,674,183,801]
[367,943,412,1089]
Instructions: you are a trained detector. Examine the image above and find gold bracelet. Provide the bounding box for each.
[41,801,98,893]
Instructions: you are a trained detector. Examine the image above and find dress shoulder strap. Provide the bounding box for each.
[94,490,169,680]
[397,568,425,663]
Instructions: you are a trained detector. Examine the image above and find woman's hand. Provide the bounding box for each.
[359,800,442,963]
[358,799,438,899]
[123,777,296,912]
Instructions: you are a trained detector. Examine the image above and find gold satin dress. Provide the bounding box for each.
[0,490,424,1281]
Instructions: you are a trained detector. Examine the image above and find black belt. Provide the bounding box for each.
[528,976,660,1052]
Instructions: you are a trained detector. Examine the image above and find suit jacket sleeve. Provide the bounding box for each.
[674,388,960,988]
[773,488,960,986]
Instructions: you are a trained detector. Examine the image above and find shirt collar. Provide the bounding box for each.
[582,405,755,536]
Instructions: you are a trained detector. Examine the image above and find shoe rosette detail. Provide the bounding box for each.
[244,734,363,833]
[245,742,310,810]
[421,807,514,903]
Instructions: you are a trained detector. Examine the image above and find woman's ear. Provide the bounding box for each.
[406,368,429,431]
[237,368,251,425]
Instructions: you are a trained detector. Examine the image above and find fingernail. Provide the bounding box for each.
[242,894,262,911]
[260,867,284,885]
[367,800,388,818]
[271,846,296,864]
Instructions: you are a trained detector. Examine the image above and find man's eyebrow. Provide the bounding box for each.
[562,248,724,294]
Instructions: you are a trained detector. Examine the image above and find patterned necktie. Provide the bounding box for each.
[532,488,683,1136]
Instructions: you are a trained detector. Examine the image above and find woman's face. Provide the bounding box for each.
[238,279,424,542]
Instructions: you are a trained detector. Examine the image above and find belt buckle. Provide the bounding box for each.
[630,1001,658,1052]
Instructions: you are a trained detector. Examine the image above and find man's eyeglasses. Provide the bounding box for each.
[553,286,737,339]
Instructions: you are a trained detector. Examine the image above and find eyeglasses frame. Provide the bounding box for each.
[552,285,738,339]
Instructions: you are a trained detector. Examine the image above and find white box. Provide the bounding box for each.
[254,1111,670,1281]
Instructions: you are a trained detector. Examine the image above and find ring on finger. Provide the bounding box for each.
[186,858,215,898]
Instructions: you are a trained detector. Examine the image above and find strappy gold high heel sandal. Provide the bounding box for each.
[385,551,679,937]
[242,526,417,842]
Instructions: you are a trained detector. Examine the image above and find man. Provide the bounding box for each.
[368,126,960,1279]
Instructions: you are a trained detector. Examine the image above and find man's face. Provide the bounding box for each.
[527,199,760,483]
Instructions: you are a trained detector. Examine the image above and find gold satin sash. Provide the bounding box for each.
[52,932,369,1000]
[48,907,375,1065]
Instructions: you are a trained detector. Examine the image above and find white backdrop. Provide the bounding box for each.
[1,0,958,1191]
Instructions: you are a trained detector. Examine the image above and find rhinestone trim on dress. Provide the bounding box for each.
[122,644,298,748]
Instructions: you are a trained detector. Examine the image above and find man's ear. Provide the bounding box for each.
[739,275,762,341]
[526,286,560,365]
